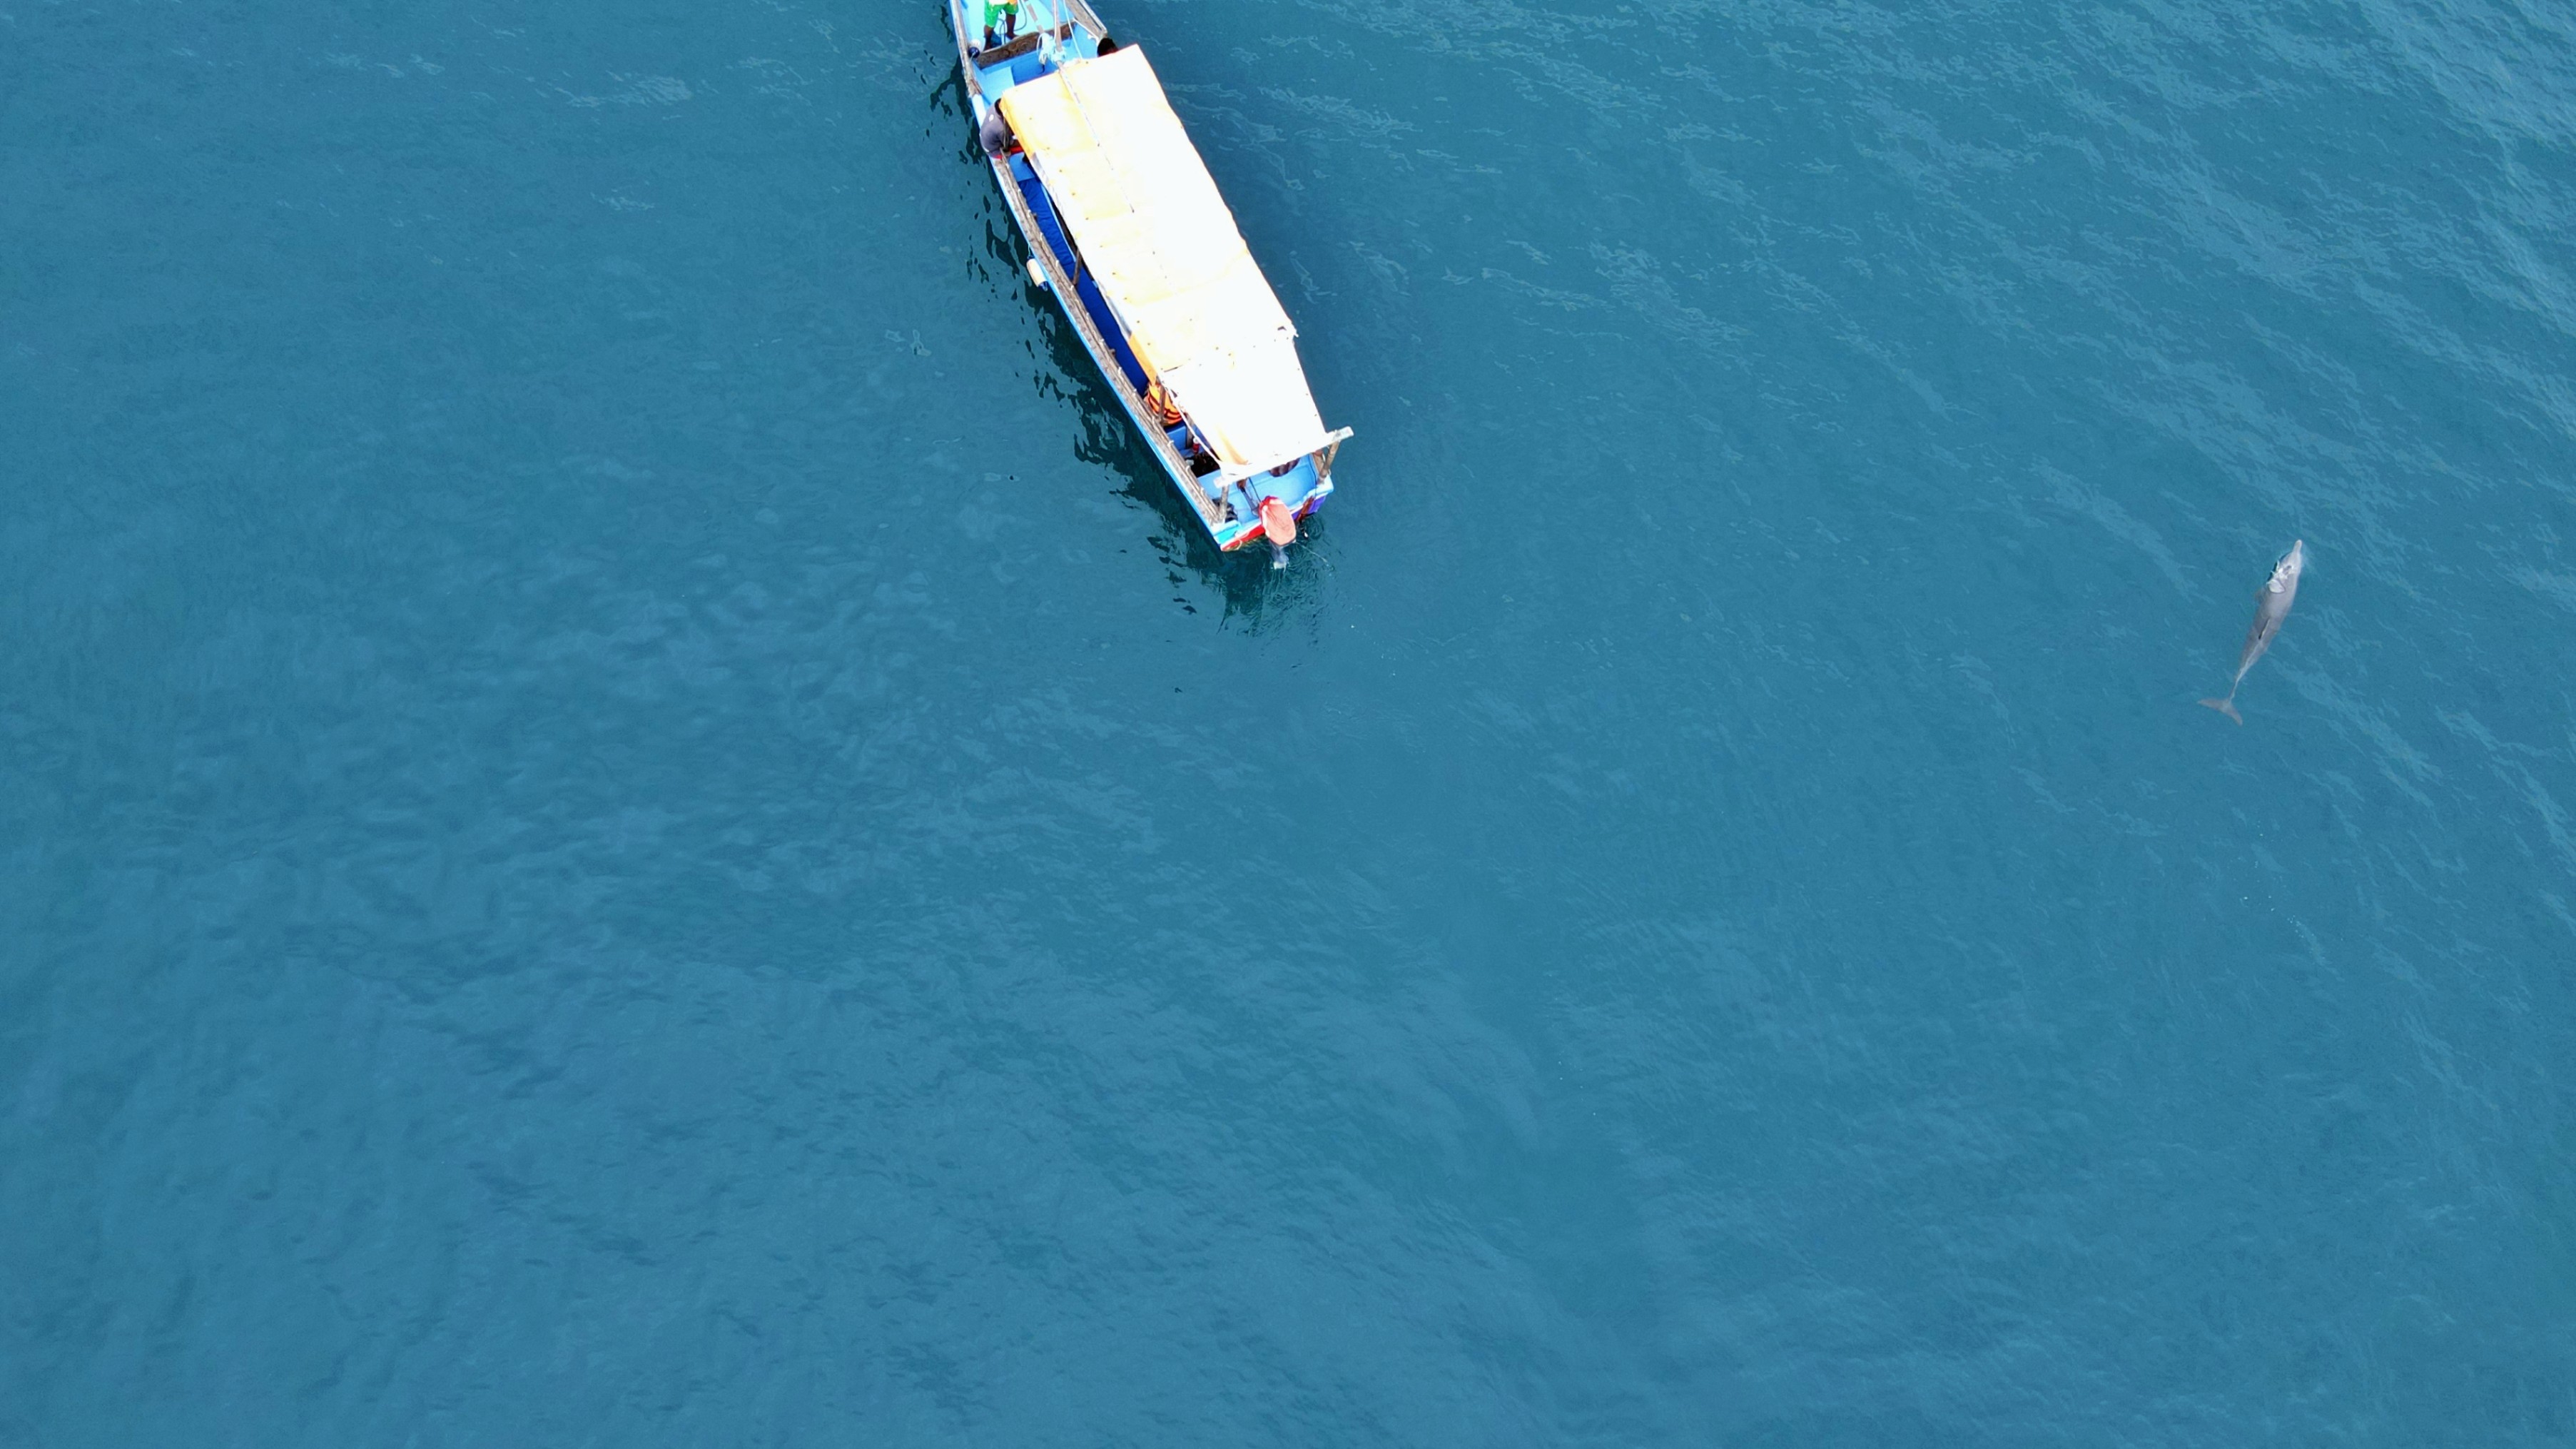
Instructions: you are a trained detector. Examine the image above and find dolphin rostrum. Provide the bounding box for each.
[2201,539,2305,724]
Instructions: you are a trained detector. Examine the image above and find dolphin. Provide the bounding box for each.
[2201,539,2305,724]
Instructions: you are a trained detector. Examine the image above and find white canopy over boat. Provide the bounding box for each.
[998,46,1341,478]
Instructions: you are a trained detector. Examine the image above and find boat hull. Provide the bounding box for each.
[946,1,1334,552]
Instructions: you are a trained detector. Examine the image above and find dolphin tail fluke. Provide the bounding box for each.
[2199,697,2243,725]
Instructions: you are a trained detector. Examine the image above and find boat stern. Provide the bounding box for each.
[1212,453,1334,552]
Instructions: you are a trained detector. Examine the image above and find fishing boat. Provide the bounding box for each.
[947,0,1349,560]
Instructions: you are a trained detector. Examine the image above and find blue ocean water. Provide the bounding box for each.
[6,0,2575,1441]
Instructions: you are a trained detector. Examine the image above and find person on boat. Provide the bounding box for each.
[983,0,1020,49]
[978,108,1015,158]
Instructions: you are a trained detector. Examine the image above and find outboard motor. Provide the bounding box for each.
[1259,496,1297,569]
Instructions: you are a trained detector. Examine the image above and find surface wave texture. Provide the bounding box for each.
[6,0,2575,1443]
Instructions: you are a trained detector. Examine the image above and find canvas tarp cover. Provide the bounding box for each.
[998,47,1331,475]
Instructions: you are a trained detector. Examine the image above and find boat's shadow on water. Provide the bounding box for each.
[947,110,1325,629]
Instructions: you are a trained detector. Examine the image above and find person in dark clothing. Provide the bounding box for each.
[978,108,1016,158]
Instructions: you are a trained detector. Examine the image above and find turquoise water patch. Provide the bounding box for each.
[3,0,2572,1445]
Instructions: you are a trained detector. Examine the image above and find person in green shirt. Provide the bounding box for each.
[983,0,1020,49]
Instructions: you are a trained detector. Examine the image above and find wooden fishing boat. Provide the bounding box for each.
[947,0,1349,558]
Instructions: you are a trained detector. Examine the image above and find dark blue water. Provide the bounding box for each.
[7,0,2574,1442]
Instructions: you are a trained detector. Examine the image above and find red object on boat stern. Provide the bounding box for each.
[1260,496,1297,547]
